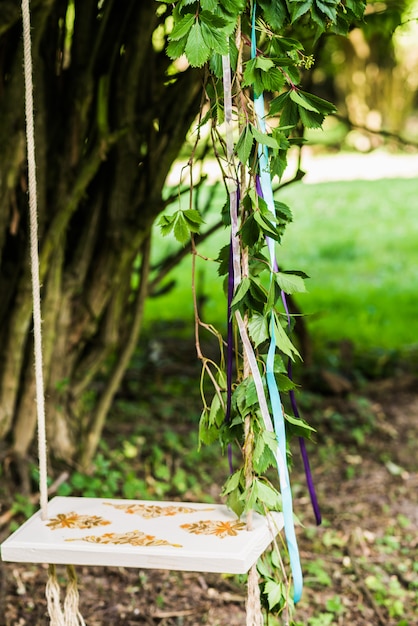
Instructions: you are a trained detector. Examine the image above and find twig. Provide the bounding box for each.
[0,471,69,528]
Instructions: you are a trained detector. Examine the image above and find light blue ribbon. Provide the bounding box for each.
[267,315,303,603]
[251,4,303,603]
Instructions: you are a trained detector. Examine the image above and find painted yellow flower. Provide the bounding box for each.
[46,512,111,530]
[104,503,213,518]
[66,529,182,548]
[180,519,246,538]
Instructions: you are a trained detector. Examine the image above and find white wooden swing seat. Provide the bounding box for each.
[1,496,283,574]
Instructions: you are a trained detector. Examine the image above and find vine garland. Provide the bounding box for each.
[158,0,367,620]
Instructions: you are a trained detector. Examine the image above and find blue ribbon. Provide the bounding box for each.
[251,4,303,603]
[266,316,303,603]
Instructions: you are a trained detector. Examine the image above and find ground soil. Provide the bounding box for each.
[1,366,417,626]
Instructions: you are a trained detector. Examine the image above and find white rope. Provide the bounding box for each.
[46,566,66,626]
[64,566,87,626]
[222,48,264,626]
[21,0,49,519]
[222,53,241,288]
[246,563,264,626]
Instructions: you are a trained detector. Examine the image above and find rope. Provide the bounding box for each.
[64,565,87,626]
[246,563,264,626]
[46,565,66,626]
[21,5,85,625]
[46,565,86,626]
[21,0,49,521]
[222,45,264,625]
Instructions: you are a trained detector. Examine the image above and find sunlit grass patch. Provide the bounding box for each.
[146,176,418,360]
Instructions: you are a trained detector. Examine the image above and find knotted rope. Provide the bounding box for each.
[21,0,49,522]
[21,2,85,624]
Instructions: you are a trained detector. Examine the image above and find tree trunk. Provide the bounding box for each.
[0,1,202,469]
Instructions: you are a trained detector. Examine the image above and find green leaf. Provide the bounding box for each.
[170,13,195,41]
[255,55,275,72]
[249,276,268,304]
[316,0,338,21]
[216,244,230,277]
[264,579,284,610]
[299,90,336,114]
[240,214,260,247]
[209,392,224,427]
[185,22,210,67]
[269,90,290,116]
[183,209,204,232]
[177,0,199,8]
[258,0,289,29]
[200,22,229,55]
[199,409,219,445]
[298,107,324,129]
[201,0,219,8]
[220,0,246,16]
[270,151,288,179]
[253,430,277,474]
[231,276,251,309]
[274,201,293,223]
[242,58,257,88]
[285,412,316,437]
[240,481,258,512]
[346,0,366,19]
[226,485,245,517]
[235,125,254,165]
[166,35,188,60]
[251,126,279,149]
[234,378,258,416]
[170,211,190,244]
[290,89,319,112]
[255,479,281,510]
[288,0,312,23]
[261,67,286,93]
[278,97,299,130]
[199,10,228,28]
[275,271,306,294]
[274,317,301,360]
[222,469,243,495]
[275,373,297,392]
[158,214,175,237]
[254,211,281,241]
[248,312,269,347]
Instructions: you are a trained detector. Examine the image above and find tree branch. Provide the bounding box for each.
[80,234,152,468]
[333,113,418,149]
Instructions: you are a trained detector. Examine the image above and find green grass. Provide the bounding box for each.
[145,176,418,357]
[278,177,418,352]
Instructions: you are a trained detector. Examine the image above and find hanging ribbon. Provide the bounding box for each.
[250,6,321,528]
[280,291,322,526]
[251,4,303,603]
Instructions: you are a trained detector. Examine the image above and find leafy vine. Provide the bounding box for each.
[157,0,366,621]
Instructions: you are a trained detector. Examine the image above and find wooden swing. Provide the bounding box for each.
[1,2,286,624]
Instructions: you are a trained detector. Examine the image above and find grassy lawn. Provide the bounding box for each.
[145,175,418,359]
[278,177,418,352]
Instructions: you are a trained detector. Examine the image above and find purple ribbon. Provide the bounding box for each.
[280,290,322,525]
[257,173,321,524]
[226,235,234,474]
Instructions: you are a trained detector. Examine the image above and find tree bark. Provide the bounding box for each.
[0,1,203,468]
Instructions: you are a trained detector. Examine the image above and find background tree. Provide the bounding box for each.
[1,0,407,480]
[305,0,418,147]
[0,1,202,475]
